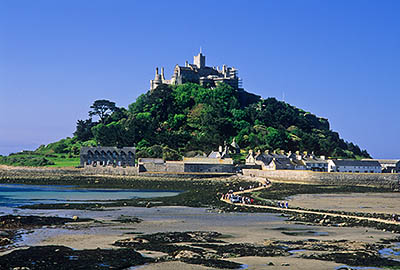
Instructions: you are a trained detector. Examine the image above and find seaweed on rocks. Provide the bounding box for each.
[114,231,291,269]
[286,212,400,233]
[0,245,151,270]
[194,243,289,257]
[0,215,92,250]
[180,257,242,269]
[111,216,142,224]
[135,231,224,243]
[0,215,89,230]
[302,251,400,268]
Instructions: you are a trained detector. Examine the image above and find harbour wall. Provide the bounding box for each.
[0,165,233,180]
[242,169,400,187]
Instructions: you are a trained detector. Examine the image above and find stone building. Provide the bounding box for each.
[327,159,381,173]
[80,147,136,167]
[137,157,235,173]
[362,159,400,173]
[246,150,295,170]
[150,51,240,90]
[246,149,332,171]
[303,157,328,172]
[296,152,328,172]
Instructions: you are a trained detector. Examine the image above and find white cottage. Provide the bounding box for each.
[327,160,381,173]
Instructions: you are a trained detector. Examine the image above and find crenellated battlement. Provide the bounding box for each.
[150,52,240,90]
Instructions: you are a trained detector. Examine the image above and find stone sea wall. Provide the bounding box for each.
[82,166,139,176]
[0,165,139,178]
[242,169,400,187]
[0,165,232,179]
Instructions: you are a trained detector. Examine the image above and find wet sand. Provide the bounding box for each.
[3,205,396,269]
[289,192,400,214]
[130,258,345,270]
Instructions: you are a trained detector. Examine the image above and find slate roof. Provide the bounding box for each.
[330,160,380,167]
[272,158,296,169]
[81,147,135,155]
[304,158,328,164]
[363,159,400,165]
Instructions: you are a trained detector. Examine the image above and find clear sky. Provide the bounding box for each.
[1,0,399,158]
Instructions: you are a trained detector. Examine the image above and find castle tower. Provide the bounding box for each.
[150,67,163,90]
[161,67,165,81]
[193,52,205,69]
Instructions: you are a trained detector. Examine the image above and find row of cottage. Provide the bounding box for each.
[80,146,399,174]
[80,145,237,173]
[245,149,400,173]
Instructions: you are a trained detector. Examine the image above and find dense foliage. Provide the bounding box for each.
[0,83,370,166]
[0,151,55,166]
[74,83,369,159]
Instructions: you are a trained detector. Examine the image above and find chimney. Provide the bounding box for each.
[161,67,165,81]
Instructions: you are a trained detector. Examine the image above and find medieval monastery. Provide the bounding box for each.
[150,51,241,90]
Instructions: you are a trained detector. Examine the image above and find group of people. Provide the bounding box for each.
[235,195,254,204]
[261,179,271,187]
[277,201,289,209]
[221,178,272,205]
[221,192,234,201]
[391,214,400,222]
[221,192,254,204]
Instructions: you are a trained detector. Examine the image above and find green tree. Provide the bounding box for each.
[89,99,116,123]
[74,119,95,141]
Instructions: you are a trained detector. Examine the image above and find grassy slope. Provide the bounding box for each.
[46,156,80,167]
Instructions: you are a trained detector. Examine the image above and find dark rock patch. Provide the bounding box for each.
[0,215,87,230]
[0,215,92,250]
[0,245,150,270]
[303,251,400,268]
[180,257,242,269]
[111,215,142,224]
[118,231,225,245]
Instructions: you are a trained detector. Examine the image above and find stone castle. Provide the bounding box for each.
[150,51,241,90]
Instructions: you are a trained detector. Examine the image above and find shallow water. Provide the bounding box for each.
[379,242,400,262]
[0,183,180,207]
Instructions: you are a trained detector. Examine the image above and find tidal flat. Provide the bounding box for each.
[0,173,400,269]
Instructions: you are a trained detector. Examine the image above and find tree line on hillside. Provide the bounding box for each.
[0,82,370,166]
[71,83,369,160]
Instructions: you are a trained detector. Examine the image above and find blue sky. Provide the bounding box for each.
[0,0,399,158]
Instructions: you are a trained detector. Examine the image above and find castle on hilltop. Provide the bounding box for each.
[150,51,241,90]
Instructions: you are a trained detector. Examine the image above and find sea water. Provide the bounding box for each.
[0,183,180,208]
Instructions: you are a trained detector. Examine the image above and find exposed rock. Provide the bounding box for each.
[174,250,201,259]
[0,245,150,270]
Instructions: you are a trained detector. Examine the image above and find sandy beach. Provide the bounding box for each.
[5,205,395,269]
[289,192,400,214]
[0,175,400,269]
